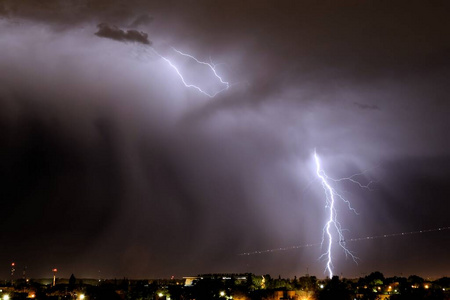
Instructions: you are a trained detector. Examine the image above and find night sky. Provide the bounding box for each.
[0,1,449,280]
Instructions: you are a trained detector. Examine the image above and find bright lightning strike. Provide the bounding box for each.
[314,150,359,278]
[151,47,230,98]
[238,151,377,275]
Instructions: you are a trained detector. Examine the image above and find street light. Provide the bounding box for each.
[52,268,58,287]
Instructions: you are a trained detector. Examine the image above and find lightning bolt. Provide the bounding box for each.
[314,150,359,278]
[151,47,230,98]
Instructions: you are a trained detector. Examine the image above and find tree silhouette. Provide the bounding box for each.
[69,274,76,287]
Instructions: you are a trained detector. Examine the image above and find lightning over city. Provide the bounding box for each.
[1,1,450,293]
[314,150,359,278]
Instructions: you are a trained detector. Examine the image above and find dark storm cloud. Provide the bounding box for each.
[0,0,154,30]
[95,23,151,45]
[0,2,8,17]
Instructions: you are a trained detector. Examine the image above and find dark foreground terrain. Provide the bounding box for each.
[1,272,449,300]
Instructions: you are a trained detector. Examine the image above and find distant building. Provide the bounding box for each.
[262,290,298,300]
[183,273,248,286]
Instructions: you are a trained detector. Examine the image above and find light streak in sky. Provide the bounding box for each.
[151,47,230,98]
[314,150,358,278]
[238,226,450,255]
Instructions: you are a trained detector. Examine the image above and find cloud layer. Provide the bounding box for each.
[0,1,449,279]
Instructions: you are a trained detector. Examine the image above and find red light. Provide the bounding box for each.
[11,262,15,266]
[53,268,58,272]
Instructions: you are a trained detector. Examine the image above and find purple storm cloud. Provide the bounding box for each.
[0,1,449,279]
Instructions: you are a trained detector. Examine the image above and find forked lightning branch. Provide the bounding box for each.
[151,47,230,98]
[314,150,361,278]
